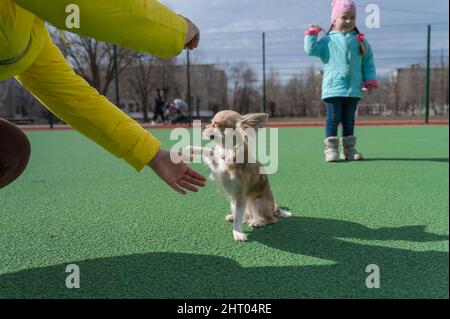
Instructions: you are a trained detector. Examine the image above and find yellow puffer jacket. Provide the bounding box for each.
[0,0,187,171]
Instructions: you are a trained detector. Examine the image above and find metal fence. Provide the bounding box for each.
[1,22,449,125]
[177,21,449,122]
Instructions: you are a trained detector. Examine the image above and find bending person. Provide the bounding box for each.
[0,0,205,194]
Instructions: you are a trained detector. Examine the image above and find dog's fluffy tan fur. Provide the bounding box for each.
[188,110,291,241]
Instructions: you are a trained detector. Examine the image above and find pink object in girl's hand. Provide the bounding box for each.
[357,34,365,42]
[305,25,323,36]
[364,80,378,89]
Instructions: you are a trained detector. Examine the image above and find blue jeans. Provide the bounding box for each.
[324,97,359,138]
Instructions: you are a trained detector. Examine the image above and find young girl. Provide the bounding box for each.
[304,0,378,162]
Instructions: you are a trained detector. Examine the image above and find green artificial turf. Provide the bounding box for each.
[0,126,448,299]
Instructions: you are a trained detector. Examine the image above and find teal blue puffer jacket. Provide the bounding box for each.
[304,31,377,100]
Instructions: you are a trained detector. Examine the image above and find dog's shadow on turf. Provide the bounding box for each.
[0,217,448,298]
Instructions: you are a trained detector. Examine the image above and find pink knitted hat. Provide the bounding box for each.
[331,0,356,22]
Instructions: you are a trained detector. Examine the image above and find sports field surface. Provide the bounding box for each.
[0,125,448,299]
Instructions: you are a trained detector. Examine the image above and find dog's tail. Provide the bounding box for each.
[274,206,292,218]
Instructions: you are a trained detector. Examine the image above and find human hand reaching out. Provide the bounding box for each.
[148,149,207,195]
[182,16,200,50]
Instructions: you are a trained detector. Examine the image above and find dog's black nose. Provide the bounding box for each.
[209,135,215,140]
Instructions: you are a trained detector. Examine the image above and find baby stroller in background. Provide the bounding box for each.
[165,99,189,124]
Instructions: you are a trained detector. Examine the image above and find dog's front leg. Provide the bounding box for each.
[226,201,235,222]
[233,196,247,241]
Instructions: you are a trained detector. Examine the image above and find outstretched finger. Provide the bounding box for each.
[192,34,200,47]
[169,182,187,195]
[182,174,206,187]
[186,167,207,181]
[177,179,199,193]
[186,34,200,50]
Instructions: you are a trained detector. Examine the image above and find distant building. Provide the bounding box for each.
[175,64,228,117]
[0,63,228,123]
[0,79,49,124]
[389,63,449,115]
[117,64,228,120]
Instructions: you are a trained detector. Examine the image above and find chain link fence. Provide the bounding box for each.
[0,22,448,124]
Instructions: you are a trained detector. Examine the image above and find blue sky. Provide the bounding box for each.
[161,0,449,79]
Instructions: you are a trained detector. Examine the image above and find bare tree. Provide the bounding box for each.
[52,29,136,96]
[154,58,179,98]
[266,69,282,117]
[228,63,259,113]
[0,80,9,106]
[127,54,159,123]
[0,80,11,117]
[433,51,449,114]
[284,75,304,117]
[123,56,180,122]
[229,63,244,111]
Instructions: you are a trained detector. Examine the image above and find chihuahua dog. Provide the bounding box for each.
[188,110,291,241]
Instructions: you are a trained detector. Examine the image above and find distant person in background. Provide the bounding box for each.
[164,99,189,124]
[304,0,378,162]
[152,89,166,124]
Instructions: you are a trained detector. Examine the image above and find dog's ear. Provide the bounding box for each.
[239,113,269,129]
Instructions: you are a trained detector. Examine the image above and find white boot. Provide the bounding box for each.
[324,137,340,162]
[340,136,364,161]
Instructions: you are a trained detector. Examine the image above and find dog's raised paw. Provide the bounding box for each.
[233,231,247,241]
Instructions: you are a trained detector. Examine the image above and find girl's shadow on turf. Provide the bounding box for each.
[249,216,448,296]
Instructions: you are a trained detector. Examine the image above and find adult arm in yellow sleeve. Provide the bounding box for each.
[13,0,188,58]
[16,30,160,171]
[15,30,206,193]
